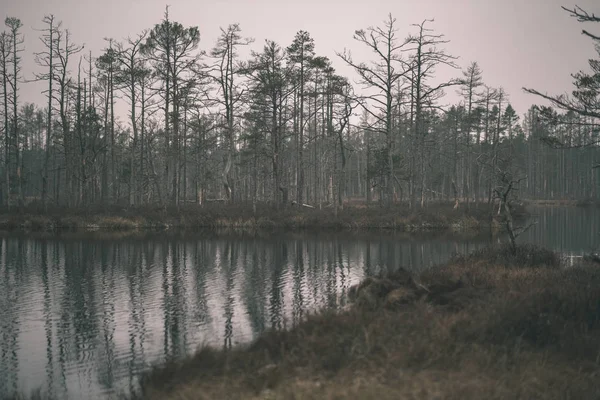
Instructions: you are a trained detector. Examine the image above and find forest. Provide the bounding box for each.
[0,6,599,211]
[3,5,600,400]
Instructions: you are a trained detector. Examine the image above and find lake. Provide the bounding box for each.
[0,206,598,399]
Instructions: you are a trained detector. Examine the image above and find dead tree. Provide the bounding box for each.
[209,24,253,203]
[493,170,535,254]
[337,14,411,206]
[6,17,24,209]
[34,15,59,209]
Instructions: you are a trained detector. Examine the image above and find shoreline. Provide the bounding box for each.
[131,244,600,400]
[0,227,498,242]
[523,199,600,207]
[0,202,524,233]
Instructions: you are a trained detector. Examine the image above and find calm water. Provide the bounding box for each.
[0,206,598,399]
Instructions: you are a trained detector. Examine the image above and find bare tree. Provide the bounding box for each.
[0,31,10,207]
[5,17,24,209]
[493,169,535,255]
[210,23,253,203]
[115,31,148,205]
[337,14,411,205]
[34,15,59,209]
[54,27,84,205]
[406,19,460,208]
[332,76,358,211]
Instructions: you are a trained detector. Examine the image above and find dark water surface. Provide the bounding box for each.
[0,206,597,399]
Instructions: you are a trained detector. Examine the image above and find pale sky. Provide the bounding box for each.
[2,0,599,119]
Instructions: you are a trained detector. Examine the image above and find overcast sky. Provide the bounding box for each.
[3,0,599,119]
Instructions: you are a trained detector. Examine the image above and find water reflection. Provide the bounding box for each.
[518,206,600,255]
[0,206,597,399]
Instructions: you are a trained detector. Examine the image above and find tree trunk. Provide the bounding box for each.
[1,37,10,208]
[41,19,54,210]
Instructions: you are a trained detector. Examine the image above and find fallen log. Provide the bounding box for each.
[291,201,315,209]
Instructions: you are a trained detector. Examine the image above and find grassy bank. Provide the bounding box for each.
[135,244,600,400]
[523,198,600,207]
[0,202,523,232]
[0,227,496,244]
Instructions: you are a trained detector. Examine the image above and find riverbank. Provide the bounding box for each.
[523,199,600,207]
[134,244,600,400]
[0,202,524,232]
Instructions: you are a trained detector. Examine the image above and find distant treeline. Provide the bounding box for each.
[0,8,598,210]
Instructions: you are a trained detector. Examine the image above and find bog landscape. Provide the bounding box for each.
[1,1,600,399]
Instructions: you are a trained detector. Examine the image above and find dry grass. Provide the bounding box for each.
[524,198,600,207]
[523,199,581,206]
[0,201,523,233]
[132,244,600,400]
